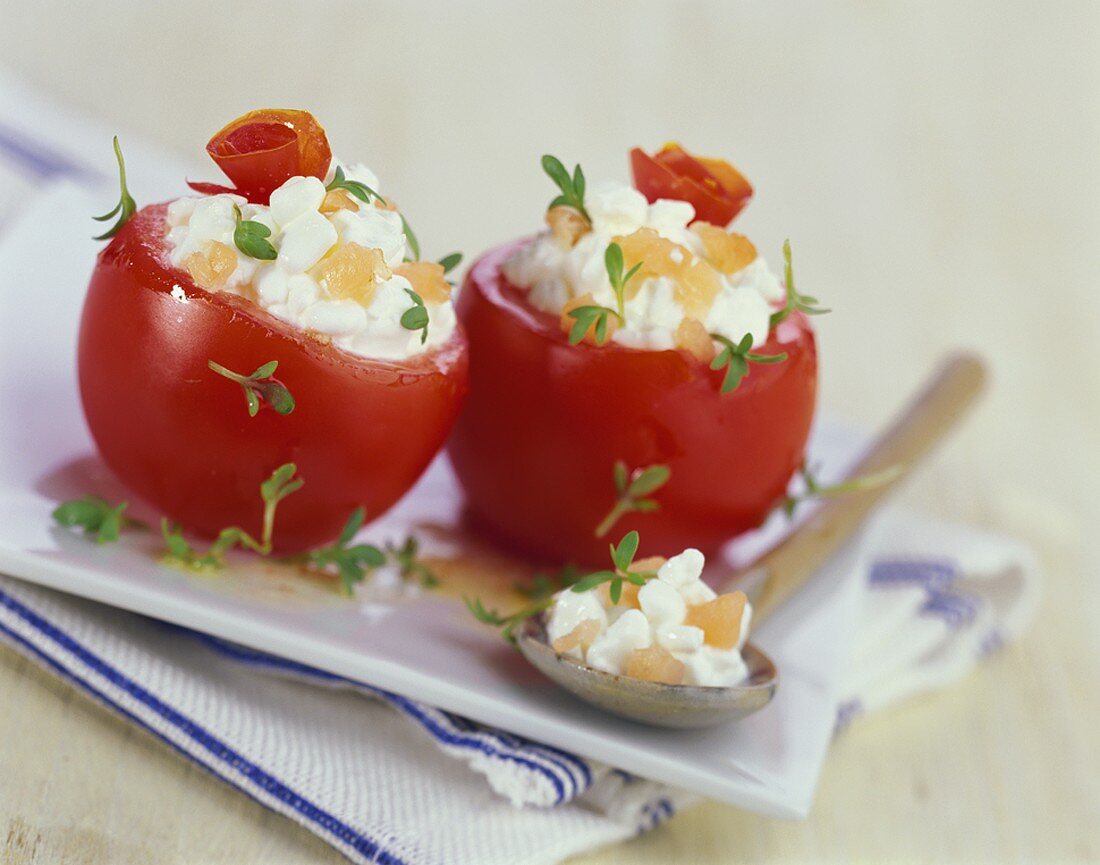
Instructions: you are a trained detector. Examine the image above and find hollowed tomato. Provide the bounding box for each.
[78,204,468,552]
[446,240,816,566]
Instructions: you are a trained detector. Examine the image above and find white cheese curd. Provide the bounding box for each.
[502,179,784,354]
[164,163,456,362]
[545,546,752,687]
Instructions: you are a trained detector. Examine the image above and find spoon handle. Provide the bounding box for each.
[730,352,988,623]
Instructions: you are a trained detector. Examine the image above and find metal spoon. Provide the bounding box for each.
[516,354,988,728]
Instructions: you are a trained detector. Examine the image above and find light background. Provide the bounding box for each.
[0,1,1097,863]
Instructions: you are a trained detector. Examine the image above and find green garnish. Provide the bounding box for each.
[305,507,386,595]
[401,289,430,343]
[387,535,440,588]
[401,215,421,261]
[325,165,386,206]
[53,496,132,544]
[708,333,788,393]
[565,304,616,345]
[162,463,303,570]
[438,252,463,275]
[541,154,590,222]
[463,595,553,646]
[92,136,137,240]
[513,565,582,601]
[769,240,830,328]
[595,462,670,538]
[567,530,658,604]
[604,242,642,322]
[465,530,657,644]
[782,462,904,518]
[232,204,277,260]
[563,242,642,346]
[207,359,295,417]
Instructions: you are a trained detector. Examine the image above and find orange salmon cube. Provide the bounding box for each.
[546,205,589,247]
[394,261,452,304]
[676,318,716,363]
[185,241,238,290]
[552,619,602,655]
[320,188,360,214]
[692,222,757,275]
[313,242,389,306]
[624,645,685,685]
[685,591,748,650]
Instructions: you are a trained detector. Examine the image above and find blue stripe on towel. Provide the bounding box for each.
[0,120,97,181]
[0,588,408,865]
[178,627,584,805]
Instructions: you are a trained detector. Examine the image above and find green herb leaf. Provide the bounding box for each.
[541,154,591,222]
[53,495,133,544]
[400,289,430,344]
[438,252,463,275]
[595,461,671,538]
[769,239,830,328]
[160,466,304,571]
[208,359,296,417]
[325,165,387,206]
[401,215,421,261]
[566,305,616,346]
[708,332,788,394]
[462,593,553,646]
[92,136,137,240]
[385,535,440,589]
[232,205,277,260]
[610,530,640,572]
[782,462,905,518]
[603,242,643,321]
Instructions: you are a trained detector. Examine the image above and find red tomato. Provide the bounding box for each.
[78,204,468,553]
[630,144,753,227]
[447,241,817,566]
[187,109,332,204]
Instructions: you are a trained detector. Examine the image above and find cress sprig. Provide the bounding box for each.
[565,241,641,346]
[92,136,137,240]
[326,165,386,206]
[567,530,659,604]
[708,333,788,393]
[162,463,303,569]
[770,240,830,328]
[208,359,295,417]
[595,461,670,538]
[303,507,385,594]
[781,462,904,518]
[463,530,658,644]
[541,154,590,222]
[52,496,133,544]
[400,289,430,343]
[232,204,277,260]
[387,535,440,588]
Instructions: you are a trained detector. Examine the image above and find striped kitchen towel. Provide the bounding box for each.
[0,508,1039,865]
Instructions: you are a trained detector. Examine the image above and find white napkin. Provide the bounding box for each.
[0,70,1041,865]
[0,507,1039,865]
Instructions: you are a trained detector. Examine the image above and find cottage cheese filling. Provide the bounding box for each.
[503,180,785,353]
[545,548,753,687]
[164,163,456,361]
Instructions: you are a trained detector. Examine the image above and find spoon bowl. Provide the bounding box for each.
[516,616,777,728]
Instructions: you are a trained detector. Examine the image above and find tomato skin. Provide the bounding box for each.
[187,109,332,204]
[78,204,468,553]
[447,241,817,566]
[630,145,753,227]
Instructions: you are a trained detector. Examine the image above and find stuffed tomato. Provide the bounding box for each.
[79,110,468,553]
[448,145,818,565]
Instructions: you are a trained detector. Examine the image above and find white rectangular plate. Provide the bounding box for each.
[0,176,870,818]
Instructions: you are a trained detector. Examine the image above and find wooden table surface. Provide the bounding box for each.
[1,1,1097,862]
